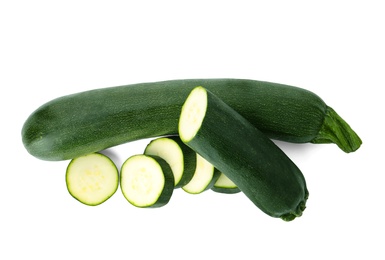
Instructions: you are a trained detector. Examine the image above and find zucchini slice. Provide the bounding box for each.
[182,154,220,194]
[144,136,195,188]
[22,79,362,161]
[212,173,241,194]
[65,153,119,206]
[179,86,308,221]
[120,154,174,208]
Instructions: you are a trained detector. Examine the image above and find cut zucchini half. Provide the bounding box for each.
[120,154,174,208]
[179,86,308,221]
[212,173,241,194]
[144,136,195,188]
[182,154,220,194]
[65,153,119,206]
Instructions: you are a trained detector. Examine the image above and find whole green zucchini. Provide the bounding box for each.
[178,86,308,220]
[22,79,362,161]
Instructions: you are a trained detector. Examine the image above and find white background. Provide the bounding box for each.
[1,1,384,259]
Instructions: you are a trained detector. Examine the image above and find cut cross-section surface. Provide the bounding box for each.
[120,154,174,208]
[66,153,119,206]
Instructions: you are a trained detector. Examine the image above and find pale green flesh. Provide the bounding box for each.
[182,154,214,194]
[120,155,166,207]
[214,173,238,189]
[179,86,208,143]
[144,138,183,186]
[66,153,118,206]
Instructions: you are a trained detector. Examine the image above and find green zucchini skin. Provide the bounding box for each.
[179,87,308,221]
[211,186,241,194]
[22,79,361,161]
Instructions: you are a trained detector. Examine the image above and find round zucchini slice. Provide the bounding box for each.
[182,154,220,194]
[120,154,174,208]
[66,153,119,206]
[144,136,195,188]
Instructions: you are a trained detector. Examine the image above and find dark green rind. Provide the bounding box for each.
[146,156,175,208]
[180,87,308,221]
[22,78,361,161]
[120,155,174,208]
[22,84,184,161]
[211,186,241,194]
[202,169,221,193]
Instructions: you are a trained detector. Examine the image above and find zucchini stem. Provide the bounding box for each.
[312,106,362,153]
